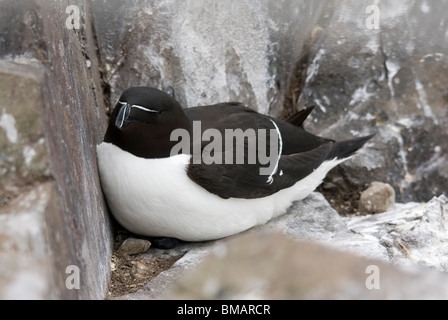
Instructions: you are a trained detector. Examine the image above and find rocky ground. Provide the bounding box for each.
[106,192,448,299]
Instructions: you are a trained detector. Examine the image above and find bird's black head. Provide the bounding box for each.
[113,87,182,130]
[104,87,191,159]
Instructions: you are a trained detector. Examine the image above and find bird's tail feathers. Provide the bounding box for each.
[327,134,375,161]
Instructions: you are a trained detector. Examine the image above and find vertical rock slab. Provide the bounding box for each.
[0,0,112,299]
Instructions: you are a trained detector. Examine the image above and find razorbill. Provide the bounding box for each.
[97,87,373,242]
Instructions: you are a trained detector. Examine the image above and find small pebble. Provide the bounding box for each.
[359,182,395,214]
[117,237,151,256]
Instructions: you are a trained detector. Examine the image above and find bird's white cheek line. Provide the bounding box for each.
[118,101,159,113]
[131,105,159,113]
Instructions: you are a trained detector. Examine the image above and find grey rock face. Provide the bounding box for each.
[299,0,448,203]
[91,0,326,113]
[265,193,448,270]
[346,195,448,272]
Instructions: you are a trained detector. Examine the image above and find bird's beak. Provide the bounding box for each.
[115,103,132,130]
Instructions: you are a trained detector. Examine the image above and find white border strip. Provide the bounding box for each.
[267,119,283,184]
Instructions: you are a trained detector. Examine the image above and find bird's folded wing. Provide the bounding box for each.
[187,143,332,199]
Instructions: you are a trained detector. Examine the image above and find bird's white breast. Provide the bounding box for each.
[96,142,344,241]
